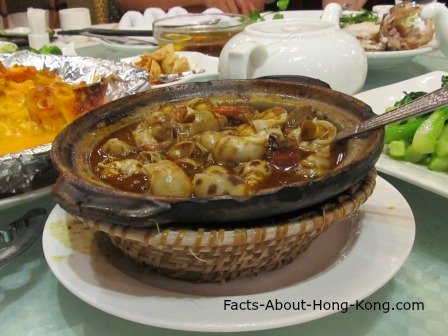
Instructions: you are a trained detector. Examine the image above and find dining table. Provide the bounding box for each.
[1,35,447,336]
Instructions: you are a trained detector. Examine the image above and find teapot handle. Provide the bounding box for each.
[321,3,342,27]
[421,3,448,59]
[227,41,268,79]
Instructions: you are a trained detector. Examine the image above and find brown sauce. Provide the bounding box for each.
[89,103,347,197]
[158,31,239,57]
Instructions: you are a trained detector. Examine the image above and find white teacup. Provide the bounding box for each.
[58,7,91,43]
[421,2,448,58]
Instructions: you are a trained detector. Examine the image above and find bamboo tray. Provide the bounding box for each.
[81,169,377,282]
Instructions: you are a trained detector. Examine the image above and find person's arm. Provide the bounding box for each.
[115,0,265,14]
[321,0,368,10]
[116,0,201,11]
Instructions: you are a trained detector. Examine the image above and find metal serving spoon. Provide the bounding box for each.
[150,69,206,84]
[81,31,159,46]
[0,208,48,267]
[335,86,448,141]
[156,18,222,29]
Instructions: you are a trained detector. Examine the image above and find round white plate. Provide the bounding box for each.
[121,51,220,88]
[355,71,448,198]
[42,176,415,332]
[366,42,438,70]
[261,10,324,20]
[0,185,52,211]
[264,10,438,70]
[97,36,158,53]
[79,23,158,52]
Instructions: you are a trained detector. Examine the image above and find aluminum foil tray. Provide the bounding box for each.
[0,51,151,198]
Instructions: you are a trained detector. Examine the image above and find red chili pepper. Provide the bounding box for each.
[212,105,249,117]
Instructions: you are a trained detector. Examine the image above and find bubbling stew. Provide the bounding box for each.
[89,98,346,198]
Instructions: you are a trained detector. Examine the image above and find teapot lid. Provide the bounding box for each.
[245,19,338,38]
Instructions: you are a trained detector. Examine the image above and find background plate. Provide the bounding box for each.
[263,10,438,70]
[121,51,219,88]
[97,36,157,52]
[366,43,438,70]
[43,176,415,332]
[85,23,157,52]
[355,71,448,198]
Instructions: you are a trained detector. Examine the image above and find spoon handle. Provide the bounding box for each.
[336,86,448,141]
[0,208,47,267]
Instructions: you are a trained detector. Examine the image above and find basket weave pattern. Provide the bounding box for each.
[82,169,377,282]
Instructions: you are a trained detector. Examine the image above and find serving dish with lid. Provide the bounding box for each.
[51,78,383,227]
[218,4,368,94]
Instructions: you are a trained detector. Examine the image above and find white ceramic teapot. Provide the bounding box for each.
[421,2,448,58]
[218,4,368,95]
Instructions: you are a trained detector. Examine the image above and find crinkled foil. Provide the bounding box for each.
[0,50,151,198]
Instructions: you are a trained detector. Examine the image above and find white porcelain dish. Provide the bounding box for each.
[121,51,219,88]
[261,10,324,20]
[270,10,439,69]
[97,36,158,52]
[3,26,31,35]
[43,176,415,332]
[219,5,368,95]
[355,71,448,198]
[79,23,158,52]
[366,42,438,70]
[421,3,448,59]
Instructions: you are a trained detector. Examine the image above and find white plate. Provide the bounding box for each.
[97,36,158,52]
[262,10,323,20]
[42,176,415,332]
[366,42,438,70]
[121,51,219,88]
[264,10,438,69]
[355,71,448,198]
[80,23,158,52]
[0,185,52,211]
[4,26,30,35]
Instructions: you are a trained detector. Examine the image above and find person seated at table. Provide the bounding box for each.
[115,0,265,14]
[1,0,67,28]
[114,0,372,16]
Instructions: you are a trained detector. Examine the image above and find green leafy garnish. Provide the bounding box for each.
[37,44,62,55]
[442,76,448,87]
[393,91,427,108]
[404,14,419,27]
[339,9,380,27]
[0,43,18,53]
[248,0,289,22]
[249,11,263,22]
[276,0,290,11]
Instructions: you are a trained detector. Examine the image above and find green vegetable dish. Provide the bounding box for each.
[339,9,380,27]
[248,0,290,22]
[385,76,448,172]
[0,42,62,55]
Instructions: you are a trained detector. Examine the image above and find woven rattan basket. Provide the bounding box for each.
[81,169,377,282]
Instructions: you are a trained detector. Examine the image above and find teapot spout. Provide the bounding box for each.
[321,3,342,27]
[421,3,448,58]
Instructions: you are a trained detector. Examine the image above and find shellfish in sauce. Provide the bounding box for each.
[90,98,345,198]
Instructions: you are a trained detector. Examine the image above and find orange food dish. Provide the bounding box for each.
[0,63,107,155]
[133,44,191,85]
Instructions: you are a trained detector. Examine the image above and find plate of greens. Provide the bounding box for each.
[355,71,448,197]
